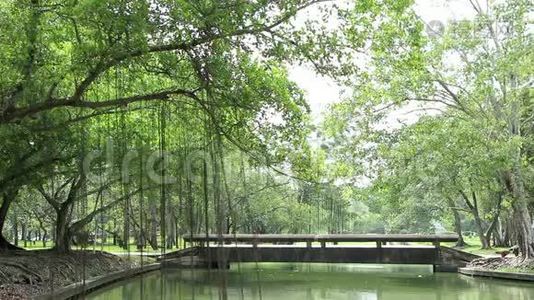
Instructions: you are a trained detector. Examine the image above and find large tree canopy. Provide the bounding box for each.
[0,0,367,123]
[324,0,534,257]
[0,0,418,252]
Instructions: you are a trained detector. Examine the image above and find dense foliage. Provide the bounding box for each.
[0,0,532,260]
[324,0,533,256]
[0,0,406,253]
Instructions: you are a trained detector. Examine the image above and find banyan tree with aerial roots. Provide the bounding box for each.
[0,0,533,299]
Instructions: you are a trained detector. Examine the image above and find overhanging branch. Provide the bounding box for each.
[1,88,200,123]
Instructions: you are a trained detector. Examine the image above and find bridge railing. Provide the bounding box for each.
[183,234,458,248]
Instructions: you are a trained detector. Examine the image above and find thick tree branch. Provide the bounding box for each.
[2,88,199,123]
[69,185,157,233]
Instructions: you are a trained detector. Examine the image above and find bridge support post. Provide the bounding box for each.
[433,264,458,272]
[376,241,383,263]
[433,241,441,266]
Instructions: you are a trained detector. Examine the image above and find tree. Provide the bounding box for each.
[0,0,359,124]
[325,0,533,256]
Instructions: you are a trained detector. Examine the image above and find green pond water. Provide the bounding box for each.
[86,263,534,300]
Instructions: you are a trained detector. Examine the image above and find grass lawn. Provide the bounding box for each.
[442,236,509,257]
[496,267,534,274]
[17,238,187,255]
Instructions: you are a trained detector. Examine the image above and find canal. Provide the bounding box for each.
[86,263,534,300]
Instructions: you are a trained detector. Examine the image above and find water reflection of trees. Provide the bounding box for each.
[87,266,534,300]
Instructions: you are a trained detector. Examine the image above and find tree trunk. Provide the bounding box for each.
[112,219,117,245]
[472,193,491,249]
[0,189,22,250]
[512,200,534,258]
[149,203,158,250]
[504,167,534,258]
[459,190,490,249]
[452,209,467,247]
[21,223,27,248]
[54,207,71,253]
[42,230,47,248]
[472,210,490,249]
[36,218,47,248]
[446,197,468,248]
[122,193,130,250]
[13,212,18,247]
[175,215,180,248]
[0,234,22,250]
[166,210,175,249]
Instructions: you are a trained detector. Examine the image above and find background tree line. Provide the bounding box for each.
[324,0,533,257]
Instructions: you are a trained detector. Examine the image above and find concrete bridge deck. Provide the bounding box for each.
[183,233,459,246]
[160,234,478,272]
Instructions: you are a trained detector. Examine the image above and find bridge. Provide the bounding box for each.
[159,234,479,272]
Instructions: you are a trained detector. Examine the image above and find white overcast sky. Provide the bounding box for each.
[288,0,484,123]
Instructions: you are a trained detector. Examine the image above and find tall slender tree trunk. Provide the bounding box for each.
[452,208,467,247]
[159,103,167,252]
[21,223,27,248]
[149,202,158,250]
[42,230,47,248]
[13,216,18,247]
[122,193,130,250]
[202,137,211,261]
